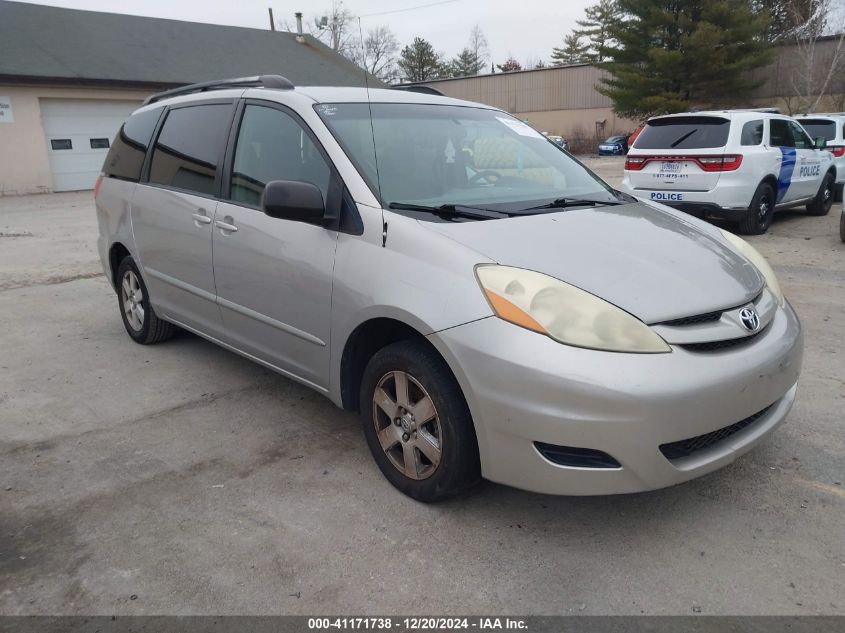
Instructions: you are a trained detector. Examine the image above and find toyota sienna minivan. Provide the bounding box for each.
[95,76,803,501]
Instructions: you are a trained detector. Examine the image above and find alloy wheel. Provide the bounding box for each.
[372,371,442,480]
[121,269,145,332]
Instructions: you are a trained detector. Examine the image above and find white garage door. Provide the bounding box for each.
[40,99,140,192]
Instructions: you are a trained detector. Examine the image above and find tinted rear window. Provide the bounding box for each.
[799,119,836,141]
[103,107,163,182]
[148,104,232,196]
[634,116,730,149]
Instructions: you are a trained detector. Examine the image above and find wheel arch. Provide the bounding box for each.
[108,242,131,289]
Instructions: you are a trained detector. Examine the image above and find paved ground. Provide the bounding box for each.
[1,164,844,615]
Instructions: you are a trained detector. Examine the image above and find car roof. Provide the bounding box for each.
[140,84,497,112]
[646,110,789,123]
[795,113,845,120]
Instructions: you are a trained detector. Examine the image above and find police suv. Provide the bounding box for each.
[621,111,835,234]
[795,113,845,201]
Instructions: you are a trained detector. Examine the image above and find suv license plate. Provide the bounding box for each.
[660,161,682,173]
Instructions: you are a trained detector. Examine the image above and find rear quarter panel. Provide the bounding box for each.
[95,177,138,289]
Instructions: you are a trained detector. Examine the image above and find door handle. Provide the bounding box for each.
[192,212,212,225]
[215,220,238,233]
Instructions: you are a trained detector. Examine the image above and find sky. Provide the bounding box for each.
[14,0,595,66]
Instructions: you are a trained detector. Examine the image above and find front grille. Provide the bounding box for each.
[660,310,723,327]
[659,404,774,462]
[534,442,621,469]
[680,329,764,352]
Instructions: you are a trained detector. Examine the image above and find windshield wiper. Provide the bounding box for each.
[670,129,698,148]
[388,202,509,220]
[518,197,625,212]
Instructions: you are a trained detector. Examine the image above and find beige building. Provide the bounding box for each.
[0,1,371,195]
[409,36,845,143]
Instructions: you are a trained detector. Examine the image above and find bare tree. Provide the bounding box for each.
[468,25,489,69]
[789,0,845,112]
[278,1,358,58]
[360,25,400,82]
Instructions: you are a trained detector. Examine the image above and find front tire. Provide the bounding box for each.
[807,172,834,216]
[116,256,176,344]
[738,182,775,235]
[359,340,481,502]
[840,211,845,242]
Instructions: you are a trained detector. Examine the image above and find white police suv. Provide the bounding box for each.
[621,111,835,234]
[795,113,845,201]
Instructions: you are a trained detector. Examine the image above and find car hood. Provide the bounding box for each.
[422,201,764,324]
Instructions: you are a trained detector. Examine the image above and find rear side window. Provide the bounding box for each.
[741,120,764,146]
[103,107,162,181]
[149,104,232,196]
[634,117,730,149]
[799,119,836,141]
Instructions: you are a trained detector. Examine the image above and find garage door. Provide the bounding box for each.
[40,99,140,192]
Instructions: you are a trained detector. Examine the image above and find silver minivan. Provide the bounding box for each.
[96,76,803,501]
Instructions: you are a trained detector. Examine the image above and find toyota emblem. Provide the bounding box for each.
[739,307,760,332]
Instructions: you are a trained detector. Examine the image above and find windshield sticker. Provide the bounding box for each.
[444,139,456,163]
[496,116,544,139]
[316,104,337,116]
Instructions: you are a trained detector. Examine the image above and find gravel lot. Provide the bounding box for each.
[1,157,843,615]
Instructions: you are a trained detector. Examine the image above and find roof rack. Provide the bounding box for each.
[143,75,294,105]
[391,85,444,96]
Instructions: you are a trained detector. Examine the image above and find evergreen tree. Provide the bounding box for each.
[397,37,446,82]
[598,0,774,119]
[551,33,591,65]
[574,0,621,62]
[450,47,486,77]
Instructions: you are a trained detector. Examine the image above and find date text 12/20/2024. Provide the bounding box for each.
[308,618,528,630]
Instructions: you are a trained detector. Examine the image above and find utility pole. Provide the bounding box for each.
[268,7,275,31]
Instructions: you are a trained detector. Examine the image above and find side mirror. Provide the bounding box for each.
[261,180,325,224]
[814,137,828,150]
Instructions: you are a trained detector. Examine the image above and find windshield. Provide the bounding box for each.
[799,119,836,141]
[634,116,730,150]
[315,102,616,210]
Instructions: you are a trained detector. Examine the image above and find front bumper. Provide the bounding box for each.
[429,302,803,495]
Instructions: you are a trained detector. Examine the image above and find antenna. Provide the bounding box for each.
[357,17,386,246]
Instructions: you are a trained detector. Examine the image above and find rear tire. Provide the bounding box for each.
[359,339,481,502]
[738,182,775,235]
[116,256,177,345]
[807,172,834,216]
[835,183,843,203]
[840,211,845,242]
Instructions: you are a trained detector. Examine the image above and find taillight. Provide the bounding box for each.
[93,173,104,198]
[624,156,647,171]
[830,145,845,157]
[697,155,743,172]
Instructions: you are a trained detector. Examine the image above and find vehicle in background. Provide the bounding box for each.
[795,113,845,201]
[598,135,628,155]
[542,133,569,151]
[620,111,835,234]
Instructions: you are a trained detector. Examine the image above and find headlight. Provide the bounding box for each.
[474,265,671,353]
[719,229,784,306]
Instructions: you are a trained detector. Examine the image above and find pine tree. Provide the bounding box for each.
[574,0,621,62]
[397,37,446,82]
[598,0,774,119]
[551,33,590,65]
[449,47,485,77]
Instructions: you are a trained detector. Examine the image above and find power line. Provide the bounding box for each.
[358,0,459,19]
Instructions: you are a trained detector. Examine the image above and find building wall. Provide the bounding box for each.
[0,85,150,195]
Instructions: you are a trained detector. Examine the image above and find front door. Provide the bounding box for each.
[212,102,339,390]
[787,120,824,200]
[132,101,234,337]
